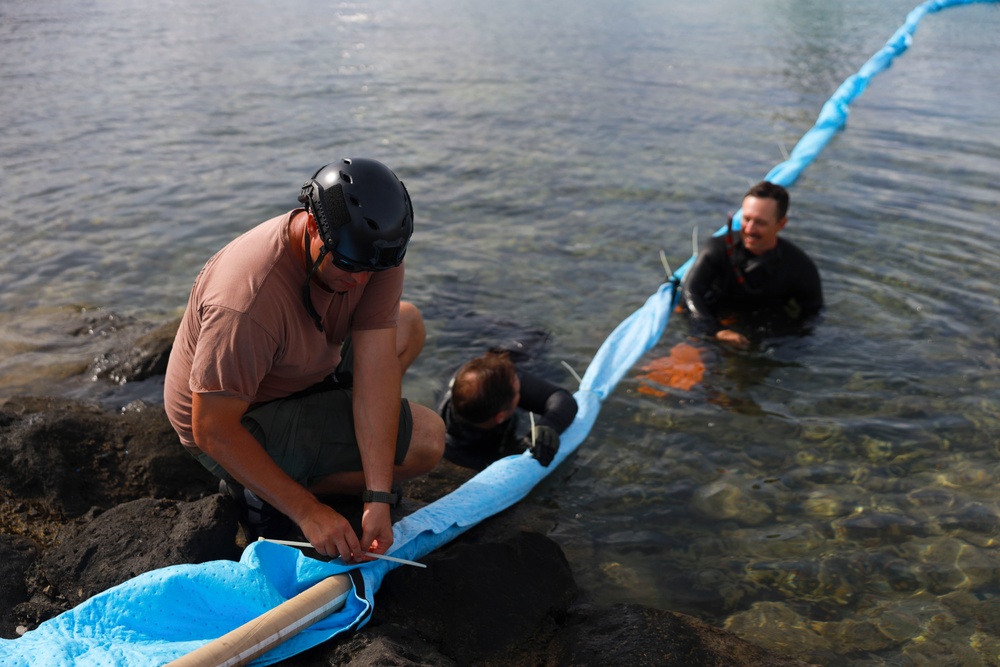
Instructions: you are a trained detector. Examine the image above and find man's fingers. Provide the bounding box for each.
[342,532,363,560]
[360,528,391,555]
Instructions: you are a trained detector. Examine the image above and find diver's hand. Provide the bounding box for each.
[522,425,560,467]
[715,329,749,349]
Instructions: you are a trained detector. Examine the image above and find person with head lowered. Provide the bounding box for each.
[438,349,578,471]
[164,157,444,562]
[682,180,823,348]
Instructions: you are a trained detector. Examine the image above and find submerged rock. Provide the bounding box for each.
[725,602,833,657]
[833,510,923,544]
[798,487,862,519]
[937,501,1000,534]
[551,603,815,667]
[692,477,774,525]
[86,317,180,385]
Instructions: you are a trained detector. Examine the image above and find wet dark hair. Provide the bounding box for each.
[451,350,518,425]
[745,181,789,220]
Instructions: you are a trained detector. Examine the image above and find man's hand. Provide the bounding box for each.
[360,502,394,558]
[715,329,750,349]
[522,425,560,467]
[298,502,363,561]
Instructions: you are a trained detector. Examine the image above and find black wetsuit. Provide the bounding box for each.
[438,370,578,471]
[682,234,823,336]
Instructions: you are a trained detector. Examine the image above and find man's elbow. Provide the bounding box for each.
[191,423,224,458]
[561,392,579,423]
[546,390,579,433]
[191,394,247,459]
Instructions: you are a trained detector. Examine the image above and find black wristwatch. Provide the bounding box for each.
[361,489,398,505]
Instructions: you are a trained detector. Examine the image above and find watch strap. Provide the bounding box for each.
[362,489,398,505]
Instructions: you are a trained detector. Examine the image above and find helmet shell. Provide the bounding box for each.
[298,158,413,271]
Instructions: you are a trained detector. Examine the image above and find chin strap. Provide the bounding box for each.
[301,226,327,332]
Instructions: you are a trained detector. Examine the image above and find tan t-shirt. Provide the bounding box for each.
[163,210,403,449]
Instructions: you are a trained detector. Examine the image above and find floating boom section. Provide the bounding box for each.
[731,0,998,230]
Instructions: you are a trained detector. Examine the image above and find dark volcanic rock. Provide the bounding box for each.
[0,535,39,638]
[375,531,577,664]
[116,400,218,500]
[0,397,124,519]
[285,622,456,666]
[35,496,240,608]
[0,396,217,536]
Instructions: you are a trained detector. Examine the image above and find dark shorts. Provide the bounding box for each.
[195,337,413,487]
[242,389,412,486]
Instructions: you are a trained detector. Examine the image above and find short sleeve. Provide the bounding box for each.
[188,305,279,403]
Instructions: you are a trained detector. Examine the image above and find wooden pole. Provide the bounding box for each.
[164,574,353,667]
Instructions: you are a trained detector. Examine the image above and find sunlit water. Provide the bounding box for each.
[2,0,999,664]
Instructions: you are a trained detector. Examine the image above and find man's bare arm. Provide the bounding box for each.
[191,392,362,559]
[351,326,401,555]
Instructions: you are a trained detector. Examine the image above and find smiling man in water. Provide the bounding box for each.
[164,158,444,563]
[682,181,823,348]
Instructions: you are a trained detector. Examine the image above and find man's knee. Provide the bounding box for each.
[401,402,444,475]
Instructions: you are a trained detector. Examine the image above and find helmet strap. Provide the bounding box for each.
[301,225,327,332]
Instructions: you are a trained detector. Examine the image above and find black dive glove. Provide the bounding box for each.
[522,425,560,467]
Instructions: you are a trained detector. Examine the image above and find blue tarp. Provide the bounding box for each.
[0,544,371,666]
[1,0,993,664]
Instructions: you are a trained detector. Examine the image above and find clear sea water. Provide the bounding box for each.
[2,0,999,664]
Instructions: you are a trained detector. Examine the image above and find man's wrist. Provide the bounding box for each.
[361,489,398,505]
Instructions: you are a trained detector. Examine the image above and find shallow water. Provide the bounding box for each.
[3,0,1000,664]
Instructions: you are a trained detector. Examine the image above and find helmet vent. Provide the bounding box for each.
[340,170,353,184]
[365,218,380,230]
[348,195,361,206]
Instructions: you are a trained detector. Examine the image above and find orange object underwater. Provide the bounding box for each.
[636,341,706,396]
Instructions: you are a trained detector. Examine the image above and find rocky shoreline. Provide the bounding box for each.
[0,317,815,666]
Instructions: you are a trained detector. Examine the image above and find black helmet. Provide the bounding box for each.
[298,157,413,272]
